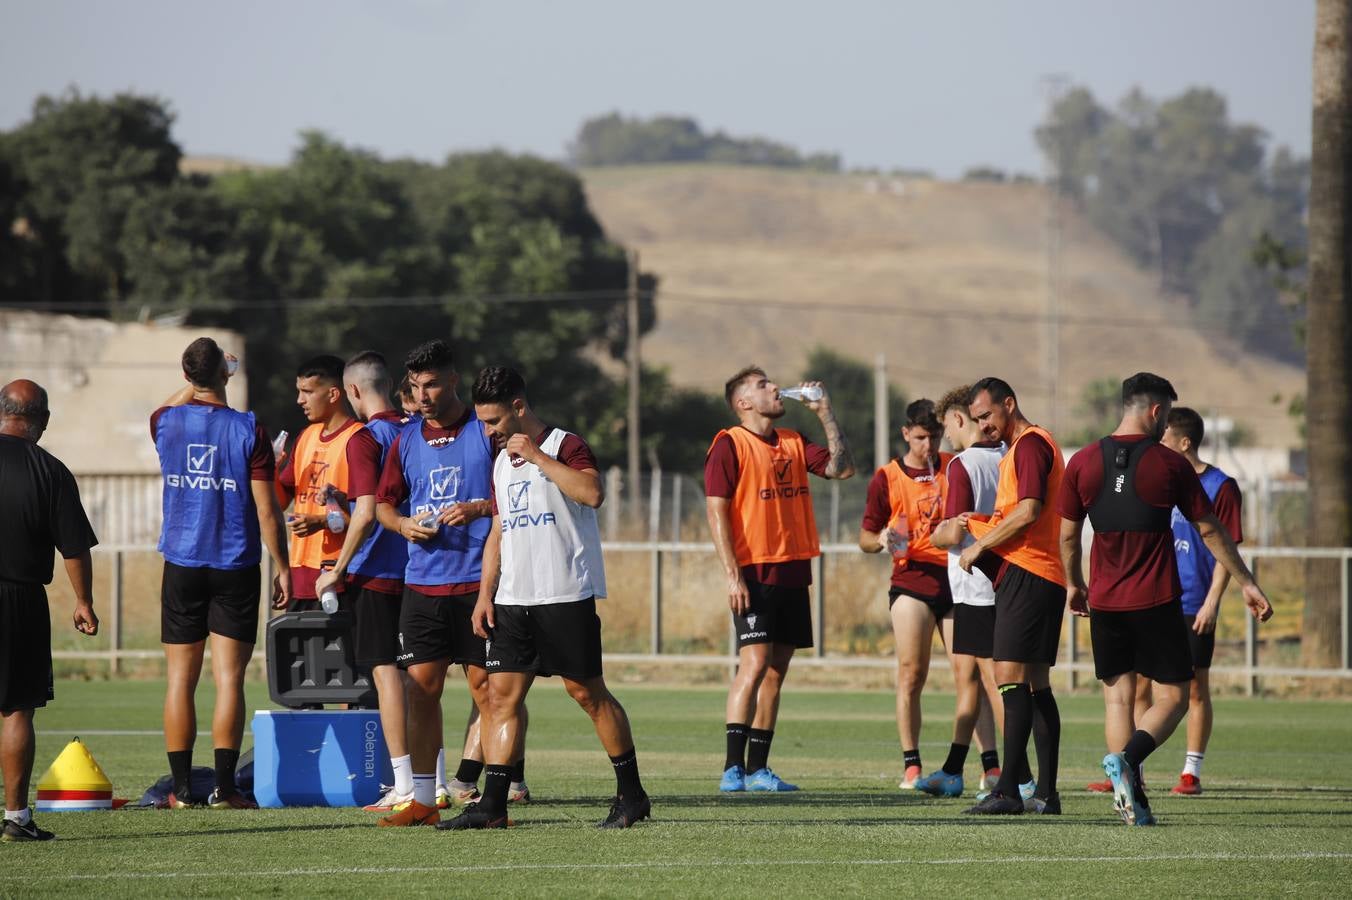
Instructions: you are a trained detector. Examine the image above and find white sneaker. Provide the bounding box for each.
[441,779,480,809]
[363,785,414,812]
[508,781,531,804]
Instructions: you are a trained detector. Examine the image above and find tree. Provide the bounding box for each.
[775,347,907,473]
[1304,0,1352,668]
[568,112,841,172]
[1062,377,1122,448]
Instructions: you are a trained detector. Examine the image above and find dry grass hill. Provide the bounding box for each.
[581,165,1303,448]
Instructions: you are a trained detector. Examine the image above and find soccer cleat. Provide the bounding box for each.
[164,791,201,809]
[1103,752,1153,826]
[1,817,55,842]
[508,782,531,804]
[1026,792,1062,815]
[364,785,414,812]
[441,780,480,808]
[981,768,1001,792]
[745,767,799,792]
[1086,778,1114,793]
[719,765,746,793]
[377,799,440,827]
[1172,773,1203,796]
[897,765,923,790]
[1019,780,1037,802]
[434,801,509,830]
[598,792,652,829]
[207,788,258,810]
[914,770,964,798]
[963,791,1025,815]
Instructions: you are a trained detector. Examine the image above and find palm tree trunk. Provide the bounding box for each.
[1304,0,1352,668]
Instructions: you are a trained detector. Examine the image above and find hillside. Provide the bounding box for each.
[580,165,1304,448]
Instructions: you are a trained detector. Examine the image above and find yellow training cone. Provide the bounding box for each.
[35,737,113,811]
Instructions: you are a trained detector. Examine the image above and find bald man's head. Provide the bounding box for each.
[0,380,51,442]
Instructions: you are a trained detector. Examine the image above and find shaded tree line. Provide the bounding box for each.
[569,112,841,171]
[1037,86,1308,360]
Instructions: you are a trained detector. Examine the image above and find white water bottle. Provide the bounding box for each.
[320,559,339,614]
[886,526,910,560]
[780,385,823,402]
[271,430,289,461]
[324,487,346,533]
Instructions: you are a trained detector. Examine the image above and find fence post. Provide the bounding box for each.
[814,554,826,657]
[671,474,683,544]
[650,548,663,655]
[109,550,124,677]
[830,481,841,543]
[1342,550,1350,671]
[1065,609,1078,692]
[648,469,662,542]
[1245,556,1259,696]
[605,468,622,539]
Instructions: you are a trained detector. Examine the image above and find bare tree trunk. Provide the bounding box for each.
[1304,0,1352,667]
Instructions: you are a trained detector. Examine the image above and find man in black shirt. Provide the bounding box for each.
[0,380,100,842]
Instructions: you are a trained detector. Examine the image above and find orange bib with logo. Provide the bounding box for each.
[712,427,821,567]
[289,420,359,570]
[966,425,1066,586]
[882,452,952,572]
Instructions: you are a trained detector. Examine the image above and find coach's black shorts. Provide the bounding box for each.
[888,587,954,622]
[1090,598,1195,684]
[161,561,260,644]
[952,603,996,658]
[1182,614,1216,669]
[351,583,404,668]
[992,564,1064,665]
[0,581,54,712]
[487,598,603,680]
[396,588,484,669]
[733,581,814,650]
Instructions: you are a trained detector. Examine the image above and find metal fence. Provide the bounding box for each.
[55,541,1352,695]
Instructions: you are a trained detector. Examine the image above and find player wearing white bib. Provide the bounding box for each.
[438,366,650,830]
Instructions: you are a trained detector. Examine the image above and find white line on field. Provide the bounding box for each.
[2,851,1348,882]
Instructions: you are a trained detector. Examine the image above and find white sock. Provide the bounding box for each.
[413,774,436,808]
[436,748,446,788]
[391,754,413,796]
[4,808,31,825]
[1183,752,1204,778]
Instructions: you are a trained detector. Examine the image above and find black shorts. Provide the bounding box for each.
[487,598,603,680]
[0,582,54,712]
[161,561,260,644]
[888,587,954,622]
[1090,598,1195,684]
[734,581,814,650]
[992,564,1065,665]
[396,588,484,669]
[351,584,404,668]
[1183,614,1216,669]
[952,603,996,658]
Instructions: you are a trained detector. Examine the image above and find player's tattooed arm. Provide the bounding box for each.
[818,408,856,480]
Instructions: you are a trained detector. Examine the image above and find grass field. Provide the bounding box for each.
[1,680,1349,897]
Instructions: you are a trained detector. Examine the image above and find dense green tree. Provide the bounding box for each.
[570,112,840,172]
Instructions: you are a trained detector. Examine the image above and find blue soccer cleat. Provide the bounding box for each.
[1103,752,1154,825]
[979,777,1036,804]
[745,767,799,792]
[719,765,745,793]
[914,770,964,798]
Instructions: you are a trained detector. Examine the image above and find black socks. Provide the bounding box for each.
[213,748,240,797]
[610,748,644,797]
[747,729,774,773]
[1123,729,1158,776]
[980,749,1000,773]
[726,723,749,770]
[455,758,485,785]
[902,748,922,771]
[994,682,1033,798]
[482,765,512,813]
[1030,687,1061,799]
[168,749,192,799]
[942,743,969,777]
[511,758,526,783]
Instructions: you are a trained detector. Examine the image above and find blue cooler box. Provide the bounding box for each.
[252,710,393,807]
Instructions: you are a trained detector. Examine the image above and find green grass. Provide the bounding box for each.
[2,680,1349,897]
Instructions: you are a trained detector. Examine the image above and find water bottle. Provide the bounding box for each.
[271,429,289,461]
[886,526,910,560]
[780,385,823,402]
[319,559,340,614]
[324,487,346,533]
[417,511,439,529]
[225,357,239,376]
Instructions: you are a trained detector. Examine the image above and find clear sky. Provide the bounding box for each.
[0,0,1314,177]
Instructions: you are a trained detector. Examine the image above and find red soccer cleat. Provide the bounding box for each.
[1086,778,1114,793]
[1171,773,1203,796]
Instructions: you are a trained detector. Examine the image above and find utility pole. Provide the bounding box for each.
[873,353,889,471]
[1041,73,1069,434]
[626,249,641,524]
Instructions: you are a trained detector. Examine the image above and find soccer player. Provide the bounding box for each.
[1158,407,1243,795]
[276,356,359,612]
[0,380,100,841]
[397,374,418,422]
[444,365,648,830]
[151,339,291,809]
[959,378,1066,816]
[858,399,962,790]
[314,351,412,810]
[372,341,508,826]
[927,386,1019,799]
[1059,373,1271,826]
[706,367,855,793]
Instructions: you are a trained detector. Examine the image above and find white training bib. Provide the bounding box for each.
[493,428,607,606]
[946,444,1005,607]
